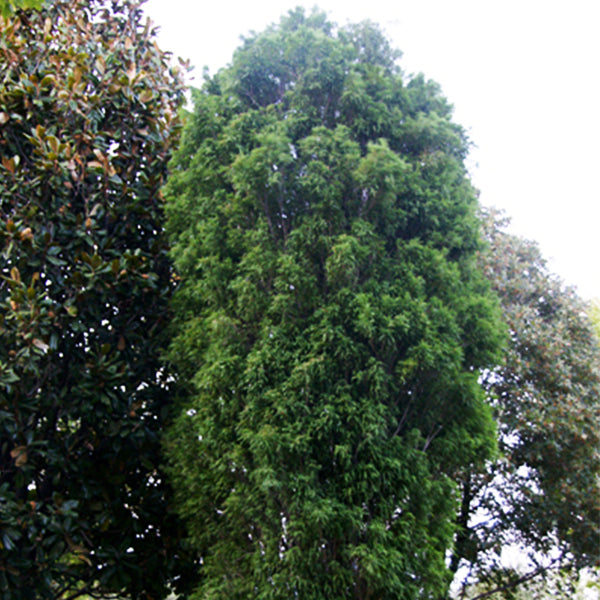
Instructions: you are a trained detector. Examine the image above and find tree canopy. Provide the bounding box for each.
[0,1,194,597]
[450,210,600,598]
[3,4,594,599]
[164,10,504,599]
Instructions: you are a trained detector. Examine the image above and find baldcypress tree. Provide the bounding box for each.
[164,10,504,599]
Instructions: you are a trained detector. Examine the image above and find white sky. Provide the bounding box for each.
[144,0,600,299]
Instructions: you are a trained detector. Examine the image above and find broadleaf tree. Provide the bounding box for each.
[589,300,600,339]
[0,1,195,598]
[164,10,505,599]
[449,209,600,598]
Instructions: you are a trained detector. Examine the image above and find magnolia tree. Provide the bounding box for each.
[0,1,195,598]
[450,210,600,599]
[163,10,504,599]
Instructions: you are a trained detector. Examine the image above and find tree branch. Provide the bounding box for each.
[467,557,563,600]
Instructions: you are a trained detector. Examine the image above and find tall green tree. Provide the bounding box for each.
[0,1,194,598]
[450,210,600,599]
[164,10,504,599]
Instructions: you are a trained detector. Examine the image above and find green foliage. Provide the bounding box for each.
[164,9,504,599]
[0,0,44,18]
[450,209,600,598]
[588,300,600,339]
[0,1,194,598]
[462,566,600,600]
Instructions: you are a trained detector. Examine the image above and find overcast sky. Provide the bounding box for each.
[144,0,600,299]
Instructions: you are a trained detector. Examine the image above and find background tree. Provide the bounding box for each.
[164,10,504,599]
[0,1,195,598]
[588,300,600,339]
[449,209,600,598]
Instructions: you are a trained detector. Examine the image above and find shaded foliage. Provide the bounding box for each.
[0,1,195,598]
[164,9,504,600]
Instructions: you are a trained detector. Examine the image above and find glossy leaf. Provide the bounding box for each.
[0,1,194,598]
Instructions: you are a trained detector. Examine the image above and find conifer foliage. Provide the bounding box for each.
[165,10,504,599]
[0,1,191,598]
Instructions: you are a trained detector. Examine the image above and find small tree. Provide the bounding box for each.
[164,10,504,599]
[0,1,194,598]
[450,210,600,598]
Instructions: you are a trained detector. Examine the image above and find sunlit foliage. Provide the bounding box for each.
[164,10,504,599]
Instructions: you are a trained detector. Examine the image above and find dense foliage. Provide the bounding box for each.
[451,211,600,598]
[164,10,504,599]
[0,1,193,598]
[0,0,43,18]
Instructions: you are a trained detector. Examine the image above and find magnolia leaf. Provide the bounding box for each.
[1,156,15,173]
[32,338,49,352]
[126,62,136,84]
[10,446,27,468]
[19,227,33,241]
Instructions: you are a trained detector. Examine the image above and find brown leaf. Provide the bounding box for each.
[11,446,27,467]
[126,62,137,84]
[2,156,15,173]
[20,227,33,241]
[33,338,49,352]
